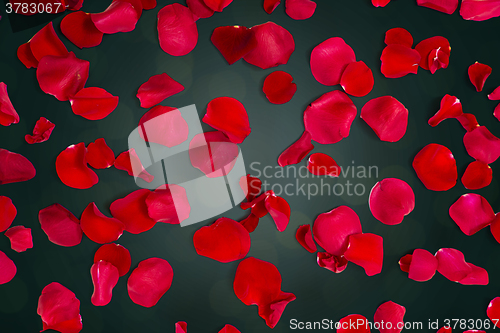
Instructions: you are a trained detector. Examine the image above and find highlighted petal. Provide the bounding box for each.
[0,251,16,285]
[360,96,408,142]
[38,204,83,247]
[340,61,374,97]
[428,47,450,74]
[344,233,383,276]
[307,153,340,177]
[265,194,291,232]
[139,106,189,148]
[400,249,438,282]
[435,248,488,285]
[146,184,191,224]
[428,94,463,127]
[278,131,314,167]
[0,196,16,233]
[0,82,19,126]
[384,27,413,47]
[457,113,479,132]
[416,0,459,14]
[110,189,156,234]
[5,226,33,253]
[187,0,214,18]
[211,25,257,65]
[449,193,495,236]
[489,86,500,100]
[415,36,451,71]
[380,44,421,78]
[241,174,262,202]
[70,87,119,120]
[25,117,55,144]
[412,143,457,191]
[60,11,104,49]
[29,22,68,62]
[373,301,405,333]
[114,149,154,183]
[369,178,415,225]
[469,62,492,92]
[296,225,317,253]
[487,297,500,329]
[310,37,356,86]
[94,244,132,277]
[460,0,500,21]
[461,161,492,190]
[263,71,297,104]
[86,138,115,169]
[203,0,233,11]
[317,252,348,273]
[91,1,138,34]
[80,203,124,244]
[0,149,36,185]
[203,97,251,144]
[56,143,98,189]
[285,0,316,20]
[127,258,174,307]
[37,282,82,333]
[91,261,119,306]
[264,0,281,13]
[137,73,184,108]
[158,3,198,56]
[463,126,500,164]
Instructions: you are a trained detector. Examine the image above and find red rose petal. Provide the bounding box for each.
[437,327,452,333]
[344,233,383,276]
[0,82,19,126]
[361,96,408,142]
[0,251,16,285]
[412,143,457,191]
[312,206,362,256]
[127,257,174,307]
[310,37,356,86]
[416,0,458,14]
[86,138,115,169]
[369,178,415,225]
[90,260,120,306]
[0,196,16,233]
[136,73,184,108]
[435,248,488,285]
[240,174,262,202]
[176,321,188,333]
[218,325,241,333]
[36,52,89,101]
[60,11,104,49]
[263,71,297,104]
[296,225,317,253]
[414,36,451,71]
[265,194,291,232]
[495,103,500,122]
[38,203,83,247]
[139,106,189,148]
[56,143,98,189]
[203,0,233,11]
[372,0,391,6]
[459,263,489,285]
[398,254,411,273]
[110,189,156,234]
[428,48,450,74]
[264,0,281,13]
[307,153,341,177]
[80,202,125,244]
[460,0,500,21]
[145,184,191,224]
[428,94,463,127]
[457,113,479,132]
[203,97,251,144]
[0,148,36,185]
[69,87,119,120]
[211,25,257,65]
[94,243,132,277]
[29,22,68,62]
[487,297,500,329]
[285,0,316,20]
[25,117,55,144]
[116,0,144,18]
[373,301,405,333]
[463,126,500,164]
[278,131,314,167]
[243,192,269,218]
[468,62,492,92]
[384,27,413,47]
[380,44,421,78]
[193,217,251,263]
[37,282,82,333]
[340,61,374,97]
[17,43,39,69]
[114,149,154,183]
[403,249,438,282]
[317,252,348,273]
[243,22,295,69]
[240,213,260,233]
[337,314,370,333]
[67,0,84,10]
[449,193,495,236]
[4,226,33,253]
[461,161,492,190]
[187,0,214,18]
[158,3,198,56]
[141,0,156,10]
[304,90,357,144]
[489,86,500,100]
[91,1,138,34]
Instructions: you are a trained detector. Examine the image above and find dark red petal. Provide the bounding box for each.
[399,254,411,273]
[460,0,500,21]
[449,193,495,236]
[94,243,132,277]
[91,261,119,306]
[310,37,356,86]
[141,0,156,10]
[187,0,214,18]
[416,0,458,14]
[136,73,184,108]
[114,149,154,183]
[264,0,281,13]
[69,87,119,120]
[60,11,104,49]
[312,206,362,256]
[145,184,191,224]
[259,292,296,329]
[0,148,36,185]
[428,94,463,127]
[307,153,341,177]
[285,0,316,20]
[461,161,492,190]
[29,22,68,62]
[67,0,84,10]
[340,61,374,97]
[372,0,391,6]
[0,82,19,126]
[175,321,188,333]
[0,251,16,285]
[80,202,124,244]
[278,131,314,167]
[263,71,297,104]
[457,113,479,132]
[4,226,33,253]
[412,143,457,191]
[384,27,413,47]
[218,324,241,333]
[110,189,156,234]
[243,22,295,69]
[373,301,405,333]
[127,257,174,307]
[240,174,262,202]
[296,225,317,253]
[247,192,269,218]
[468,62,492,92]
[361,96,408,142]
[304,90,357,144]
[38,203,83,247]
[17,43,38,69]
[203,0,233,11]
[495,103,500,122]
[139,106,189,148]
[406,249,438,282]
[211,25,257,65]
[415,36,451,70]
[0,196,16,233]
[344,233,383,276]
[86,138,115,169]
[337,314,370,333]
[56,143,98,189]
[91,1,138,34]
[380,44,421,78]
[265,194,290,232]
[158,3,198,56]
[37,282,82,333]
[317,252,348,273]
[203,97,251,144]
[463,126,500,164]
[25,117,55,144]
[487,297,500,329]
[369,178,415,225]
[36,52,89,101]
[193,217,251,263]
[240,213,260,233]
[428,48,450,74]
[489,86,500,100]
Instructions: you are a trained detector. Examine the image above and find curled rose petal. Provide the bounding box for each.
[373,301,405,333]
[145,184,191,224]
[489,86,500,100]
[0,82,19,126]
[337,314,370,333]
[263,71,297,104]
[37,282,82,333]
[317,252,348,273]
[459,263,488,285]
[460,0,500,21]
[0,196,16,233]
[60,11,104,49]
[193,217,251,263]
[372,0,391,6]
[278,131,314,167]
[241,174,262,202]
[17,43,39,69]
[0,251,16,285]
[265,194,291,232]
[203,0,233,11]
[137,73,184,108]
[91,261,120,306]
[296,225,317,253]
[80,203,125,244]
[264,0,281,13]
[38,204,83,247]
[285,0,316,20]
[304,90,357,144]
[369,178,415,225]
[203,97,251,144]
[158,3,198,56]
[435,248,488,285]
[449,193,495,236]
[344,233,383,276]
[399,254,411,273]
[5,226,33,253]
[463,126,500,164]
[487,297,500,329]
[28,22,68,62]
[114,149,154,183]
[176,321,188,333]
[94,243,132,277]
[211,25,257,65]
[0,148,36,185]
[457,113,479,132]
[428,94,463,127]
[461,161,492,190]
[360,96,408,142]
[468,62,492,92]
[416,0,459,14]
[189,131,238,178]
[187,0,214,18]
[86,138,115,169]
[25,117,55,144]
[414,36,451,71]
[400,249,438,282]
[428,47,450,74]
[312,206,362,256]
[384,27,413,47]
[310,37,356,86]
[110,189,156,234]
[69,87,119,120]
[127,257,174,307]
[242,192,269,218]
[243,22,295,69]
[91,1,138,34]
[240,213,260,233]
[56,143,98,189]
[340,61,374,97]
[412,143,457,191]
[380,44,421,78]
[307,153,340,177]
[139,106,189,148]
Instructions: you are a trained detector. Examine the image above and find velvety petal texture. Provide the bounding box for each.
[0,251,16,285]
[80,203,125,244]
[361,96,408,142]
[380,44,420,78]
[56,143,98,189]
[428,94,463,127]
[60,11,104,49]
[264,0,281,13]
[265,193,291,232]
[343,233,384,276]
[412,143,457,191]
[5,226,33,252]
[110,189,156,234]
[37,282,82,333]
[399,249,438,282]
[373,301,406,333]
[461,161,492,190]
[340,61,374,97]
[384,27,413,48]
[189,131,238,178]
[0,149,36,185]
[25,117,55,144]
[0,196,16,233]
[91,260,120,306]
[203,97,251,144]
[114,149,154,183]
[307,153,341,177]
[435,248,488,285]
[69,87,119,120]
[38,204,83,247]
[85,138,115,169]
[211,25,257,65]
[449,193,495,236]
[310,37,356,86]
[278,131,314,167]
[369,178,415,225]
[460,0,500,21]
[415,36,451,71]
[468,62,492,92]
[94,243,132,277]
[463,126,500,164]
[158,3,198,56]
[285,0,316,20]
[91,1,139,34]
[0,82,19,126]
[187,0,214,18]
[263,71,297,104]
[137,73,184,108]
[145,184,191,224]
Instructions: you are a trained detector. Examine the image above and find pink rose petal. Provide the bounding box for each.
[369,178,415,225]
[139,106,189,148]
[37,282,82,333]
[0,196,16,233]
[91,1,138,34]
[0,148,36,185]
[361,96,408,142]
[0,82,19,126]
[310,37,356,86]
[428,94,463,127]
[449,193,495,236]
[463,126,500,164]
[373,301,405,333]
[91,261,120,306]
[4,226,33,253]
[285,0,316,20]
[416,0,459,14]
[468,62,492,92]
[158,3,198,56]
[400,249,438,282]
[460,0,500,21]
[137,73,184,108]
[38,204,83,247]
[0,251,16,285]
[145,184,191,224]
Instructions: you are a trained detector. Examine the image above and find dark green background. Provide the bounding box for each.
[1,0,500,332]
